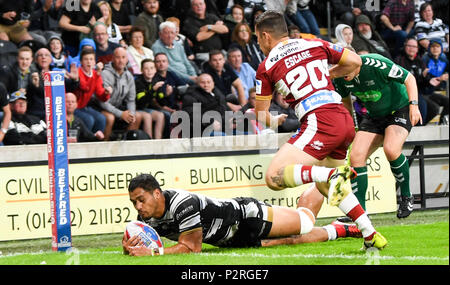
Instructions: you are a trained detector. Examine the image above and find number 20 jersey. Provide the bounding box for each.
[255,38,346,116]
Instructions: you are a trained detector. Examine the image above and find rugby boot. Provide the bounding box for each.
[362,232,388,250]
[332,221,362,238]
[397,195,414,219]
[328,165,357,206]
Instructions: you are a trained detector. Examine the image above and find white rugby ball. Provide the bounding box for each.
[125,221,164,255]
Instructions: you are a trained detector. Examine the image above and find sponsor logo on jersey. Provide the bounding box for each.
[394,117,407,125]
[353,90,382,102]
[388,64,404,78]
[310,140,324,150]
[329,43,343,53]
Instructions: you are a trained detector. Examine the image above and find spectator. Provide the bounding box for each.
[237,86,264,134]
[352,14,392,58]
[182,73,229,137]
[229,22,265,70]
[413,0,431,22]
[335,23,354,48]
[2,90,46,145]
[227,47,256,101]
[421,38,449,124]
[222,4,246,48]
[135,59,165,139]
[58,0,101,56]
[99,47,143,140]
[0,83,12,145]
[237,0,266,23]
[97,1,125,46]
[28,0,64,42]
[151,21,198,84]
[93,22,121,66]
[182,0,229,63]
[249,4,265,33]
[0,0,34,44]
[134,0,164,49]
[203,49,246,110]
[269,91,300,133]
[26,48,79,120]
[414,2,449,54]
[66,38,97,69]
[73,49,111,133]
[110,0,132,35]
[0,46,36,94]
[166,16,195,61]
[330,0,368,26]
[379,0,415,58]
[153,52,187,138]
[395,37,432,124]
[127,26,154,75]
[286,0,320,36]
[47,34,68,72]
[287,24,317,40]
[66,92,105,143]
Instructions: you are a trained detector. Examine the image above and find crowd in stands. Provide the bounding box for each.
[0,0,448,146]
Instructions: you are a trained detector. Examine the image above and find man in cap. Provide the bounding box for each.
[2,90,47,145]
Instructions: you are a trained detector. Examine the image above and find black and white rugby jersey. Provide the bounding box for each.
[139,189,268,247]
[415,19,449,50]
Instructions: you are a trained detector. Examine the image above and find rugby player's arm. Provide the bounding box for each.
[255,98,287,128]
[164,228,203,254]
[329,49,362,80]
[404,73,423,126]
[123,227,203,256]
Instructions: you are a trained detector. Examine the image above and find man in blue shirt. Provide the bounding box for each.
[227,47,256,101]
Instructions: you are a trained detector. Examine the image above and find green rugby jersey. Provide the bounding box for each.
[334,53,411,117]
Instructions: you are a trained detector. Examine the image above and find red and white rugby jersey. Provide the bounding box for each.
[255,38,347,118]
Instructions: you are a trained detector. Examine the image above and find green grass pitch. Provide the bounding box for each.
[0,209,448,266]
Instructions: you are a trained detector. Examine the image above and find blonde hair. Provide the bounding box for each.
[97,1,112,26]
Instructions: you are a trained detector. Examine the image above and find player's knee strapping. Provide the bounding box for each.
[297,207,315,235]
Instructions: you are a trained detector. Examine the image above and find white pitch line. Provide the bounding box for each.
[1,250,448,262]
[197,252,449,261]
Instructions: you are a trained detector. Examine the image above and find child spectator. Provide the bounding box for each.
[74,49,111,133]
[135,59,165,139]
[48,34,68,72]
[422,38,449,124]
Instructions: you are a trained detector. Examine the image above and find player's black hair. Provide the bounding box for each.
[254,10,288,39]
[128,174,161,193]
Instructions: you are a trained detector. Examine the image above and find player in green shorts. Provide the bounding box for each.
[333,53,422,219]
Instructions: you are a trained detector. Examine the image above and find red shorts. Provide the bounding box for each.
[287,104,355,161]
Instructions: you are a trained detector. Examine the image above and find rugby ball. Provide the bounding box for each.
[125,221,164,255]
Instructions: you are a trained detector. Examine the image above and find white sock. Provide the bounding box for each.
[291,165,335,185]
[338,193,376,239]
[323,225,337,241]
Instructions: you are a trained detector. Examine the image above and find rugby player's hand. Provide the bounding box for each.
[122,233,140,255]
[409,104,422,126]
